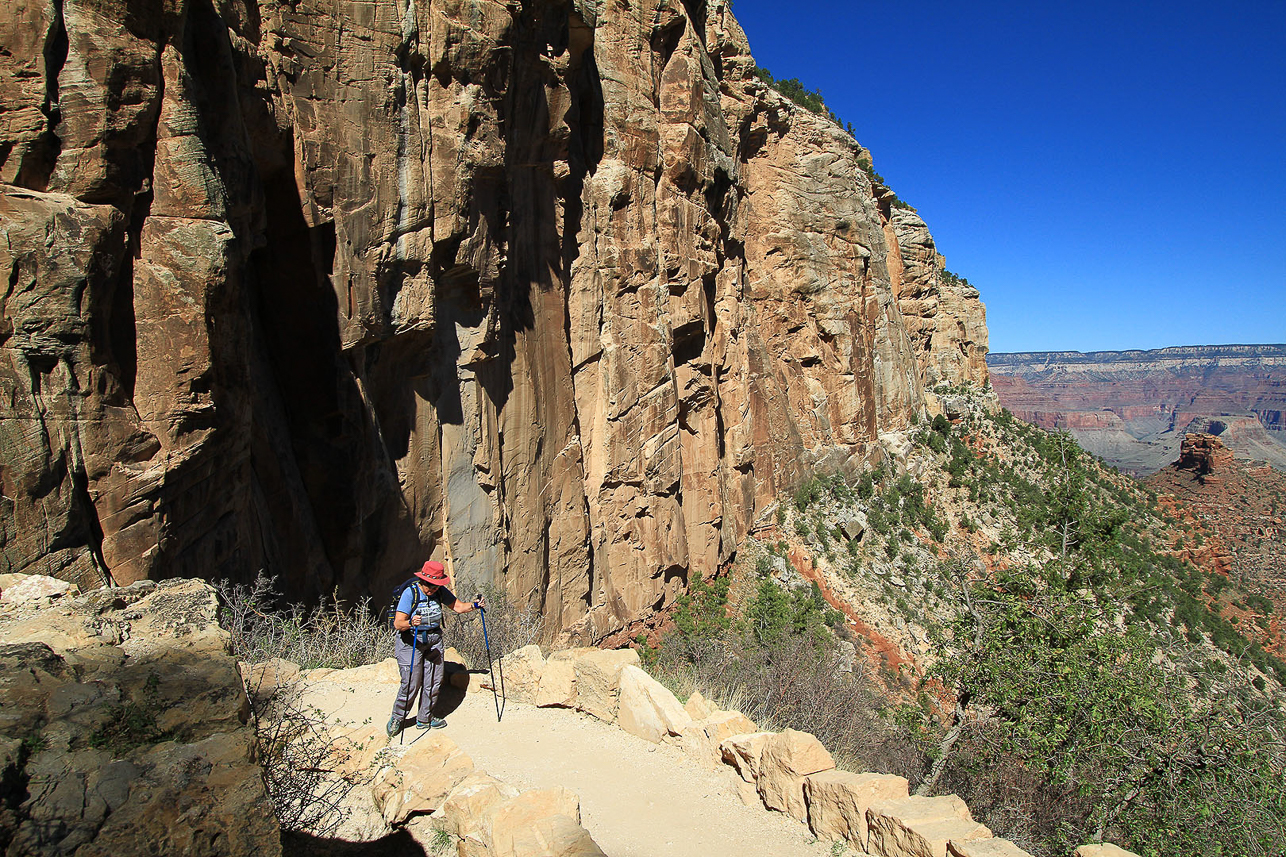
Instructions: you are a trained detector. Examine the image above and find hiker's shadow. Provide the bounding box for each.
[284,829,425,856]
[430,663,476,717]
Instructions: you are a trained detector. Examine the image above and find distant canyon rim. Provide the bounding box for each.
[988,344,1286,476]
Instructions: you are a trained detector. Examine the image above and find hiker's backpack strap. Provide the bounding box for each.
[386,578,422,629]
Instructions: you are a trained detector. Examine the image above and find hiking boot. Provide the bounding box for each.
[416,716,447,729]
[386,715,403,737]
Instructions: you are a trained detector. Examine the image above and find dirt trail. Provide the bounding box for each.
[301,671,836,857]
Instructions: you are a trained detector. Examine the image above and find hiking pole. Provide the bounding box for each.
[402,626,413,744]
[478,601,504,722]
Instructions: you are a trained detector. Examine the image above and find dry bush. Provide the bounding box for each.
[216,574,541,672]
[215,573,392,670]
[930,722,1094,855]
[648,631,927,779]
[216,574,392,837]
[444,583,543,668]
[247,685,367,837]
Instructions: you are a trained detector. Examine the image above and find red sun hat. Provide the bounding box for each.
[414,560,449,586]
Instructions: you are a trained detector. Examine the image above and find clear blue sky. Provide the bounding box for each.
[729,0,1286,353]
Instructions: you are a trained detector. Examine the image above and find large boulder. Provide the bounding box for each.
[1,573,79,605]
[617,665,691,743]
[866,794,991,857]
[839,511,867,542]
[458,786,606,857]
[535,656,578,708]
[679,710,758,765]
[572,649,640,722]
[720,732,776,783]
[434,772,520,840]
[757,729,836,820]
[0,579,280,856]
[484,645,546,704]
[804,770,908,846]
[373,733,475,824]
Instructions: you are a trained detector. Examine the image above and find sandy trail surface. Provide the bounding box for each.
[300,669,837,857]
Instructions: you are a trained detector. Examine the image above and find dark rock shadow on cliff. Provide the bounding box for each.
[467,4,605,422]
[364,328,440,458]
[249,146,424,598]
[282,829,426,857]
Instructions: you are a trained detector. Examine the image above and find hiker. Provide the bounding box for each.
[387,560,484,735]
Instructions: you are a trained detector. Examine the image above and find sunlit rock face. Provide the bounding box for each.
[0,0,988,640]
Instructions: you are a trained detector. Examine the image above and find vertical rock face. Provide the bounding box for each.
[887,208,990,389]
[0,0,988,639]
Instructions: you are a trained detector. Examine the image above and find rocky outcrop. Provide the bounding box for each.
[1174,432,1236,475]
[1,0,988,640]
[1146,434,1286,653]
[988,345,1286,475]
[0,576,280,855]
[888,210,990,389]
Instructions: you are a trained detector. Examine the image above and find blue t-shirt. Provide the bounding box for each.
[398,584,455,633]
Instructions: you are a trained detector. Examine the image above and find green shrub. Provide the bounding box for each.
[90,672,169,755]
[857,471,875,500]
[673,574,732,648]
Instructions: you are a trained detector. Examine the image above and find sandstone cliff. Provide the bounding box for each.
[989,345,1286,475]
[0,0,988,640]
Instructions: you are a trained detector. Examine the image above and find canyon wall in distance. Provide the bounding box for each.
[989,344,1286,475]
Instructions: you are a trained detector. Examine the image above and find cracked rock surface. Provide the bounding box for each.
[0,0,988,641]
[0,576,279,856]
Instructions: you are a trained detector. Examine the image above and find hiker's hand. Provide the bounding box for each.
[474,594,486,611]
[410,615,422,626]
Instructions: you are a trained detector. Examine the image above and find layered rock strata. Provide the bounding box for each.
[0,0,987,639]
[989,345,1286,475]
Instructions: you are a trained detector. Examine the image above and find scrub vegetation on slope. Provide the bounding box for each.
[644,387,1286,857]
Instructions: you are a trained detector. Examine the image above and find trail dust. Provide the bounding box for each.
[300,670,839,857]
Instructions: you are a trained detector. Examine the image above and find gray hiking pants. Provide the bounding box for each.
[391,630,444,723]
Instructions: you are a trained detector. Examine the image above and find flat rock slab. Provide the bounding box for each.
[618,665,691,743]
[867,795,990,857]
[804,769,908,846]
[758,729,836,821]
[720,731,776,782]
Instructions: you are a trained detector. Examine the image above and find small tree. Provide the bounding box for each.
[924,563,1286,854]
